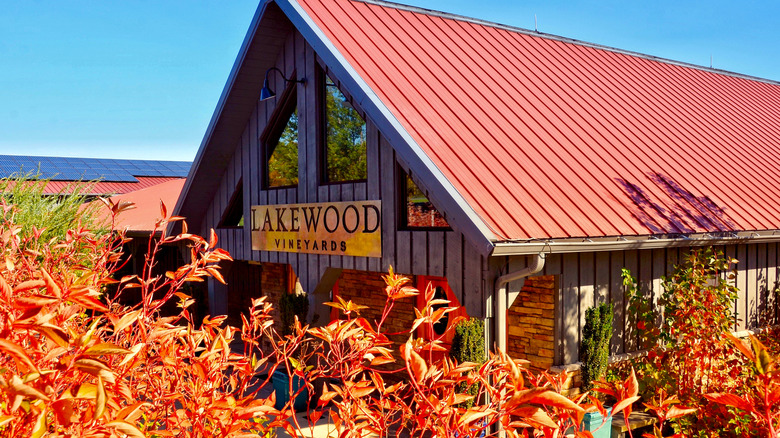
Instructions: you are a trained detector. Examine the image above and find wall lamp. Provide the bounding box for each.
[260,67,305,101]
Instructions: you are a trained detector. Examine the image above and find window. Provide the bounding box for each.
[218,179,244,228]
[263,81,298,188]
[322,75,367,183]
[401,170,450,229]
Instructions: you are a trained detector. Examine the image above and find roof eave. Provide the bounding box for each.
[277,0,497,256]
[491,231,780,256]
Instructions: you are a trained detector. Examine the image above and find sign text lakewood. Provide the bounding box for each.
[251,201,381,258]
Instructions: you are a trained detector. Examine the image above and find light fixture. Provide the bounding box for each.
[260,67,305,101]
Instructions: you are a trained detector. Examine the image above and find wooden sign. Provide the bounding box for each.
[251,201,381,257]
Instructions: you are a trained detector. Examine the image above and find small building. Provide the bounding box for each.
[174,0,780,374]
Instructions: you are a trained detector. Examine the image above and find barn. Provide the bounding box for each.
[174,0,780,379]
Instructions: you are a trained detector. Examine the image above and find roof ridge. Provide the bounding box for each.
[352,0,780,86]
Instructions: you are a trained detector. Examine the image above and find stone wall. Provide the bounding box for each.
[335,269,417,344]
[507,275,556,372]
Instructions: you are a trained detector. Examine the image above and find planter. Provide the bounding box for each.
[580,406,612,438]
[272,368,309,411]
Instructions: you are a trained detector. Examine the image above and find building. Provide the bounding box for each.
[0,155,190,196]
[174,0,780,376]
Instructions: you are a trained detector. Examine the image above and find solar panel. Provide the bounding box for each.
[0,155,191,182]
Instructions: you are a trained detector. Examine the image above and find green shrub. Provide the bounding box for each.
[0,173,107,245]
[279,291,309,336]
[450,317,485,408]
[581,302,613,392]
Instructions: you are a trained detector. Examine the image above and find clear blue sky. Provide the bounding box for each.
[2,0,779,162]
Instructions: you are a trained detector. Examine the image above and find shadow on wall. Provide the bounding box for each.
[616,173,738,234]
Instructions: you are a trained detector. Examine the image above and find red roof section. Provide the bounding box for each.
[45,177,185,196]
[94,178,186,233]
[296,0,780,241]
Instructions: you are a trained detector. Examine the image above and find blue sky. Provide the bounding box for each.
[2,0,779,162]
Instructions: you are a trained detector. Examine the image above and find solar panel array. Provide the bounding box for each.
[0,155,191,182]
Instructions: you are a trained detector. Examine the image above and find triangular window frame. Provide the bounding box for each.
[399,167,451,230]
[218,178,244,228]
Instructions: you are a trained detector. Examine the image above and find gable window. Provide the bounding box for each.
[322,74,367,183]
[218,179,244,228]
[263,80,298,188]
[401,170,450,229]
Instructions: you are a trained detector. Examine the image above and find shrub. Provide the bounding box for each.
[451,317,486,408]
[581,302,613,393]
[624,248,747,436]
[0,199,277,437]
[279,290,309,337]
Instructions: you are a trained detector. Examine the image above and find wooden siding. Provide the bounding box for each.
[502,243,780,365]
[199,30,487,317]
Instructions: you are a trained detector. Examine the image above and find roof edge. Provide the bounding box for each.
[277,0,498,256]
[492,230,780,256]
[356,0,780,86]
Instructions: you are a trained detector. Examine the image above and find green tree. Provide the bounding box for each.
[325,80,366,182]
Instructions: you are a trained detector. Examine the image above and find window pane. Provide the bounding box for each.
[325,78,366,182]
[406,174,449,228]
[268,108,298,187]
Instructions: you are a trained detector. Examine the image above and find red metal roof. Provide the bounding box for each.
[295,0,780,241]
[29,177,184,196]
[94,178,186,233]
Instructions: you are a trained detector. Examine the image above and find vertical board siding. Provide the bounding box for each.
[534,243,780,365]
[197,30,487,316]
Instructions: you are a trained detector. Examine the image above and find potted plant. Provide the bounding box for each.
[450,317,487,437]
[273,291,311,411]
[579,302,614,438]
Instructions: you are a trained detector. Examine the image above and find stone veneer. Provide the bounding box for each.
[507,275,557,372]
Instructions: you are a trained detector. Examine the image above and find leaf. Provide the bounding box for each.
[12,280,46,294]
[8,375,50,402]
[666,405,697,420]
[34,323,70,348]
[0,415,13,428]
[107,420,146,438]
[0,338,37,372]
[611,396,641,417]
[750,335,775,375]
[30,408,47,438]
[85,343,131,356]
[74,358,116,384]
[113,310,141,333]
[704,393,755,413]
[52,399,75,426]
[408,348,428,383]
[458,407,495,426]
[13,294,58,309]
[95,376,106,420]
[528,390,585,412]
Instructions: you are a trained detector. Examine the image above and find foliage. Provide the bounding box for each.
[0,199,278,437]
[0,173,108,247]
[0,194,643,437]
[268,108,299,187]
[325,78,366,182]
[451,318,486,409]
[278,290,309,337]
[705,333,780,437]
[580,302,613,393]
[624,248,748,436]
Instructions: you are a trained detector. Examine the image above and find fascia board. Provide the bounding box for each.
[275,0,497,257]
[492,232,780,256]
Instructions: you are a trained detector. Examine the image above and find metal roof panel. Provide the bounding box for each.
[295,0,780,240]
